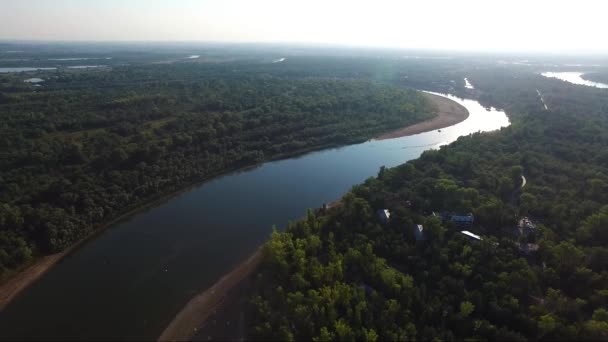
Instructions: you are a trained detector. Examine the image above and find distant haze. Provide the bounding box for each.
[1,0,606,53]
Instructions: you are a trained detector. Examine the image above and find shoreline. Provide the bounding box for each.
[375,92,469,140]
[159,200,345,341]
[0,90,463,323]
[0,253,66,312]
[157,93,469,340]
[0,141,353,313]
[158,247,263,341]
[0,90,443,313]
[0,160,280,313]
[158,199,345,341]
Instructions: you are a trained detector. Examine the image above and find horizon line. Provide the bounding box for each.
[1,39,608,57]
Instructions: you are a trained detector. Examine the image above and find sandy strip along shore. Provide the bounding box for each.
[159,92,470,341]
[0,253,67,312]
[2,91,469,336]
[158,247,263,341]
[375,92,469,140]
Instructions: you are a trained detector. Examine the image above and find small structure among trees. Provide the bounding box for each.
[460,230,482,241]
[437,212,475,227]
[413,224,426,241]
[519,217,536,236]
[450,213,475,226]
[377,209,390,224]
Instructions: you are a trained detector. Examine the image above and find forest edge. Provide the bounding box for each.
[157,93,469,341]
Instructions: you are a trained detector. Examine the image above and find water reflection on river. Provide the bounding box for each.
[541,71,608,89]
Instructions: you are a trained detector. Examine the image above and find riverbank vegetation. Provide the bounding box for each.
[582,72,608,84]
[0,61,435,277]
[3,46,608,340]
[249,64,608,340]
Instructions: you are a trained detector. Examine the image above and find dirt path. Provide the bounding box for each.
[375,92,469,140]
[158,247,263,342]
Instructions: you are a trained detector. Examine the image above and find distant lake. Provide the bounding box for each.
[0,92,510,341]
[24,78,44,83]
[0,67,56,73]
[542,71,608,89]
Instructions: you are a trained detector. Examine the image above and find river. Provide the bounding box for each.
[0,92,509,341]
[541,71,608,89]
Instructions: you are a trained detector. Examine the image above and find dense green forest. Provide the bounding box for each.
[249,66,608,340]
[3,45,608,339]
[582,72,608,84]
[0,62,435,276]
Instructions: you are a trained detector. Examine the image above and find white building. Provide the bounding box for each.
[377,209,390,224]
[460,230,482,241]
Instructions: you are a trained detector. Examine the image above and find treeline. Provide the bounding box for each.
[249,67,608,340]
[582,72,608,84]
[0,63,434,276]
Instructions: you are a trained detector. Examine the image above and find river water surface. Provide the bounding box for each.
[541,71,608,89]
[0,92,509,341]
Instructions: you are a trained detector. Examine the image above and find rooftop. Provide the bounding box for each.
[414,224,426,241]
[377,209,390,223]
[460,230,482,241]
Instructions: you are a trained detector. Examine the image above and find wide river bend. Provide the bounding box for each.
[0,92,510,340]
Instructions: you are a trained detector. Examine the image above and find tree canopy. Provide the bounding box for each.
[248,60,608,340]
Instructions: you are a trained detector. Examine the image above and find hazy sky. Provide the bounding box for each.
[1,0,606,53]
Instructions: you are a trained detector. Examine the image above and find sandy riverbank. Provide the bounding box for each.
[1,90,469,333]
[0,253,67,312]
[0,182,215,313]
[161,200,345,341]
[0,152,315,314]
[0,138,368,316]
[375,92,469,140]
[157,92,469,341]
[158,247,263,341]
